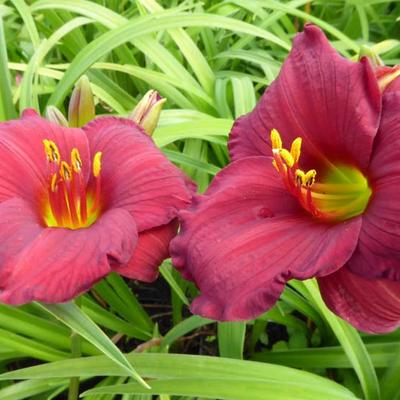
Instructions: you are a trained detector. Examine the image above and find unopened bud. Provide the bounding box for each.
[68,75,95,127]
[45,106,68,127]
[129,90,166,136]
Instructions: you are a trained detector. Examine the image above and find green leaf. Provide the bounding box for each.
[0,353,359,400]
[163,149,220,176]
[159,261,189,306]
[33,10,289,107]
[153,118,232,147]
[81,377,359,400]
[252,342,396,369]
[162,316,214,349]
[218,322,246,359]
[0,327,69,361]
[137,0,216,96]
[19,16,92,110]
[11,0,40,49]
[380,344,400,400]
[0,18,16,120]
[38,302,150,389]
[302,280,380,400]
[0,379,68,400]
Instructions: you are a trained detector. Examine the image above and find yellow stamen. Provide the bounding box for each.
[290,137,302,163]
[270,129,282,150]
[93,151,102,177]
[43,139,60,164]
[42,140,104,230]
[71,148,82,173]
[279,149,294,168]
[270,128,371,222]
[60,161,72,181]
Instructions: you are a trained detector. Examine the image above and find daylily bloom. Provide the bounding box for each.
[0,109,193,304]
[171,25,400,333]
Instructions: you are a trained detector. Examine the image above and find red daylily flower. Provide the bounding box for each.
[171,25,400,333]
[0,110,193,304]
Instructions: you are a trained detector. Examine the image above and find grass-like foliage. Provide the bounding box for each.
[0,0,400,399]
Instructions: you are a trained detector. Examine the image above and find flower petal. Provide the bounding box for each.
[0,208,137,305]
[170,157,361,321]
[347,91,400,281]
[0,198,44,286]
[84,117,194,231]
[113,220,178,282]
[318,267,400,334]
[228,25,381,171]
[0,109,90,203]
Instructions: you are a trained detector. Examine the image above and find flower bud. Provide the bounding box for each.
[45,106,68,127]
[68,75,95,127]
[129,90,166,136]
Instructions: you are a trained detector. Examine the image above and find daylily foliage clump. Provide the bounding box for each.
[171,25,400,334]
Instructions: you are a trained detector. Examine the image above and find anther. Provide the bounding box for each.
[71,148,82,173]
[290,137,302,164]
[295,169,306,186]
[93,152,102,177]
[60,161,72,181]
[279,149,294,168]
[304,169,317,187]
[43,139,61,164]
[270,129,282,150]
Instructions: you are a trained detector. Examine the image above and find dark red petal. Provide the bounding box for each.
[347,91,400,281]
[228,25,381,172]
[0,198,44,287]
[0,110,90,203]
[0,208,137,305]
[318,267,400,334]
[84,117,194,232]
[170,157,361,321]
[113,220,178,282]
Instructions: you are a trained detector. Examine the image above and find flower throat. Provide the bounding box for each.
[41,140,102,229]
[270,129,372,221]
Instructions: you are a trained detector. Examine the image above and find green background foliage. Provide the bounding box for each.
[1,0,400,399]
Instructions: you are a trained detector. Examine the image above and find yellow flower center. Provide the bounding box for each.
[270,129,372,221]
[41,139,102,229]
